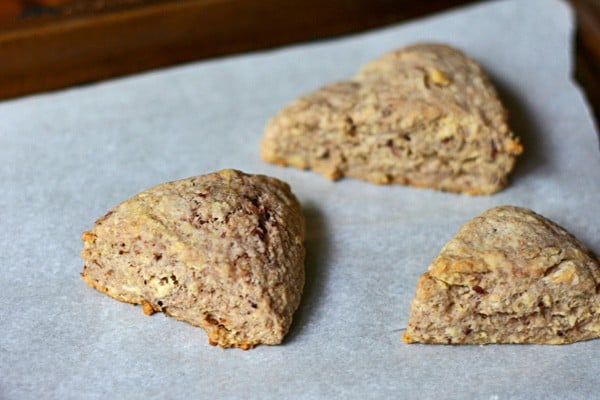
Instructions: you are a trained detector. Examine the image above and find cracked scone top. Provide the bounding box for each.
[81,169,305,349]
[404,206,600,344]
[261,43,522,194]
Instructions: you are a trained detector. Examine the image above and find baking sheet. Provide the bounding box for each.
[1,0,599,398]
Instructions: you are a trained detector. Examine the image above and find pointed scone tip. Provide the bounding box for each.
[261,43,522,194]
[404,205,600,344]
[81,169,305,349]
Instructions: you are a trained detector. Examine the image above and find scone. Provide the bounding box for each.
[261,43,522,194]
[404,206,600,344]
[81,169,305,349]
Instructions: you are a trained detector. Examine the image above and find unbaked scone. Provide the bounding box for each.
[81,169,305,349]
[404,206,600,344]
[261,43,522,194]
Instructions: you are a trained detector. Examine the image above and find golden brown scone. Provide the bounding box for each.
[404,206,600,344]
[81,169,305,349]
[261,43,522,194]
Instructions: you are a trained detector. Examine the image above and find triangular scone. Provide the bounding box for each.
[404,206,600,344]
[261,43,522,194]
[81,170,305,349]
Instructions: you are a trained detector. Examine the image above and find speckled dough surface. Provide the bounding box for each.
[261,43,523,194]
[404,206,600,344]
[81,169,305,349]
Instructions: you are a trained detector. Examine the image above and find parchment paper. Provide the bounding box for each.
[1,0,599,398]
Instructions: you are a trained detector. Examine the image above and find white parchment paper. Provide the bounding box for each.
[1,0,599,398]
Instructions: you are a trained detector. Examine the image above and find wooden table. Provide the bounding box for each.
[1,0,598,127]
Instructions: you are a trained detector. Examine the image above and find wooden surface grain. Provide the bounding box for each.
[0,0,598,126]
[572,0,600,127]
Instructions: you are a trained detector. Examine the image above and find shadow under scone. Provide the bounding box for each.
[284,201,331,344]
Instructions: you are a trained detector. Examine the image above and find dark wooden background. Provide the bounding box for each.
[0,0,598,126]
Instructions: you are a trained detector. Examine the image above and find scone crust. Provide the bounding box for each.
[261,43,522,194]
[404,206,600,344]
[81,169,305,349]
